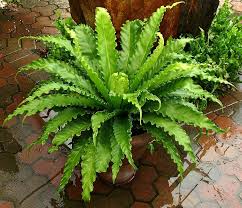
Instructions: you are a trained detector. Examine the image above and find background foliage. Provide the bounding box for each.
[188,0,242,94]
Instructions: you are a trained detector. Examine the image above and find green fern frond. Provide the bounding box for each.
[20,58,94,92]
[119,20,143,71]
[95,122,112,173]
[130,33,164,90]
[58,140,83,192]
[91,110,119,145]
[95,7,118,85]
[5,94,98,123]
[79,56,110,101]
[149,37,192,78]
[154,100,222,133]
[21,81,106,107]
[122,93,142,122]
[158,78,222,105]
[109,72,130,108]
[143,113,196,162]
[52,118,90,147]
[68,24,99,69]
[110,128,124,183]
[21,35,74,55]
[113,116,136,169]
[81,140,96,201]
[145,124,184,174]
[141,62,199,90]
[140,90,161,110]
[198,72,233,86]
[33,108,85,146]
[55,17,76,38]
[73,25,98,59]
[127,6,166,74]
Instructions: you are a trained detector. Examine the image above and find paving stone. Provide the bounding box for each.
[65,175,83,201]
[0,20,16,33]
[4,49,31,63]
[10,53,39,69]
[0,201,15,208]
[7,38,21,50]
[231,102,242,125]
[93,178,113,195]
[141,147,179,176]
[32,16,54,28]
[20,195,45,208]
[196,201,220,208]
[231,1,242,12]
[219,94,237,106]
[216,102,240,117]
[0,39,7,50]
[32,158,55,176]
[18,143,49,165]
[0,153,18,172]
[0,84,18,105]
[219,160,242,182]
[27,70,49,82]
[0,78,7,88]
[214,116,235,130]
[20,0,44,9]
[54,8,71,18]
[25,175,49,191]
[152,193,173,208]
[21,39,36,49]
[131,202,151,208]
[181,190,201,208]
[231,90,242,101]
[131,181,157,202]
[32,5,57,16]
[0,109,5,122]
[3,139,22,154]
[0,63,16,78]
[135,166,158,184]
[36,1,49,7]
[41,26,59,34]
[50,0,69,9]
[14,11,39,25]
[90,189,133,208]
[32,156,66,179]
[15,74,35,93]
[11,24,40,38]
[154,176,170,194]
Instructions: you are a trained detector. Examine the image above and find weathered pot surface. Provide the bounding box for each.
[99,133,151,185]
[68,0,219,39]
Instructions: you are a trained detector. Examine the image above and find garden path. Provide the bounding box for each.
[0,0,242,207]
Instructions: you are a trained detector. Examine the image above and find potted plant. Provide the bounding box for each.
[4,3,228,201]
[68,0,219,39]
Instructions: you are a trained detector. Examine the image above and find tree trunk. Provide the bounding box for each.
[68,0,219,39]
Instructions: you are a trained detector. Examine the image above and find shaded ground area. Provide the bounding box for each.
[0,0,242,207]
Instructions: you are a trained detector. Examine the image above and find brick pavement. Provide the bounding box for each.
[0,0,242,207]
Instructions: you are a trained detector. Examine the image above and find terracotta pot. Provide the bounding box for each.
[68,0,219,39]
[99,133,151,185]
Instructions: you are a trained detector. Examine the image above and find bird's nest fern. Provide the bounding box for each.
[4,3,228,201]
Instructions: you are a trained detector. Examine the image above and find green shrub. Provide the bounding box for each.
[5,3,227,201]
[188,0,242,93]
[3,0,21,4]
